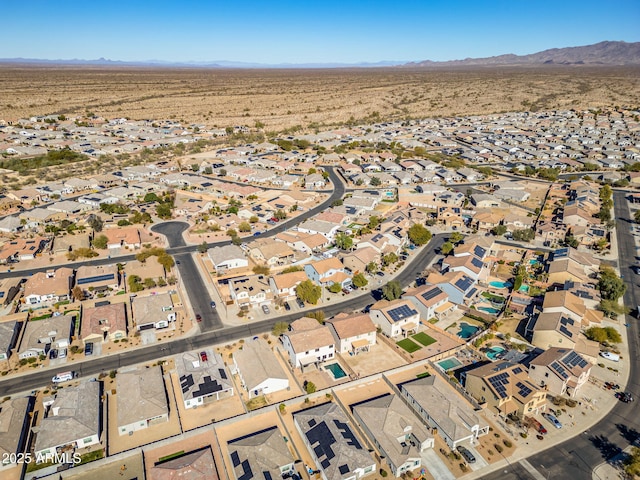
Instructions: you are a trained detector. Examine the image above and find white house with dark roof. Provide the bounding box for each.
[369,299,420,338]
[176,349,233,409]
[403,284,456,321]
[208,245,248,273]
[294,402,376,480]
[352,394,433,477]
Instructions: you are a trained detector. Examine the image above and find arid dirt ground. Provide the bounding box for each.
[1,65,639,130]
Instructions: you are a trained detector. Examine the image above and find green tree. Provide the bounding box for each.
[156,202,173,219]
[512,228,536,242]
[304,381,317,394]
[157,253,175,272]
[369,176,382,187]
[93,234,108,249]
[143,192,160,203]
[274,209,287,221]
[623,447,640,478]
[382,280,402,301]
[441,242,454,255]
[128,275,144,292]
[226,228,237,237]
[334,233,353,250]
[281,265,303,273]
[634,209,640,224]
[352,273,368,288]
[368,215,382,230]
[408,224,432,246]
[295,280,322,305]
[198,241,209,254]
[143,278,157,289]
[88,215,104,232]
[331,199,343,207]
[252,265,270,275]
[306,311,326,323]
[328,283,342,293]
[249,215,259,223]
[599,299,629,318]
[449,232,464,244]
[491,224,507,236]
[382,252,398,266]
[231,235,243,246]
[238,222,252,233]
[365,261,378,273]
[272,321,289,336]
[598,265,626,301]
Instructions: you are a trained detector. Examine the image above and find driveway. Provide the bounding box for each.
[421,448,455,480]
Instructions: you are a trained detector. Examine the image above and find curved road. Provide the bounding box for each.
[479,190,640,480]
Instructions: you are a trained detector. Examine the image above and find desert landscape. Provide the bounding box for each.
[2,65,639,131]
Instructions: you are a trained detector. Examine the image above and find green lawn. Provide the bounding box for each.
[397,338,421,353]
[412,332,437,347]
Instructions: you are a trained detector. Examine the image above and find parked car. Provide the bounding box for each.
[58,348,67,359]
[604,382,620,390]
[200,351,208,362]
[283,302,291,311]
[457,446,476,464]
[84,343,94,356]
[376,271,385,277]
[262,305,270,314]
[616,391,634,403]
[196,314,202,322]
[342,288,351,295]
[253,231,262,236]
[49,349,58,360]
[52,371,75,384]
[600,352,620,362]
[210,301,216,309]
[544,413,562,429]
[296,298,305,308]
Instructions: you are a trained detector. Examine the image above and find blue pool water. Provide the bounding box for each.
[457,322,480,339]
[325,362,347,379]
[487,346,506,360]
[438,357,463,371]
[489,281,513,289]
[479,306,500,314]
[519,285,530,293]
[529,259,539,265]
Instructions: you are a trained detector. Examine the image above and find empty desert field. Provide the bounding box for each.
[1,65,639,130]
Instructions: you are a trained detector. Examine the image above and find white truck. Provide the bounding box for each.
[51,371,76,383]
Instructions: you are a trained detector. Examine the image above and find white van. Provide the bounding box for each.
[51,371,75,383]
[600,352,620,362]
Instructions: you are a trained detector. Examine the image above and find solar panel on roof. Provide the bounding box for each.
[471,257,483,269]
[512,367,523,375]
[559,325,573,338]
[387,305,417,322]
[474,245,486,258]
[455,276,474,292]
[264,472,273,480]
[231,451,241,467]
[421,287,443,302]
[563,351,588,369]
[516,381,532,397]
[550,361,569,380]
[339,465,350,475]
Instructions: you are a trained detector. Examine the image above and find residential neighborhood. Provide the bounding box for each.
[0,106,638,480]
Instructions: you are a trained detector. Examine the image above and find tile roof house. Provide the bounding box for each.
[231,338,289,398]
[131,292,176,331]
[293,402,376,480]
[425,271,477,306]
[34,381,101,459]
[103,226,141,250]
[175,349,233,409]
[325,312,377,354]
[22,268,73,308]
[269,270,309,301]
[528,347,592,398]
[116,365,169,435]
[18,315,74,359]
[147,447,219,480]
[403,284,456,321]
[398,375,489,449]
[208,245,248,273]
[441,254,485,281]
[229,274,273,308]
[75,264,119,297]
[0,320,21,362]
[369,299,420,338]
[463,361,547,417]
[305,257,351,288]
[542,290,602,326]
[227,426,296,480]
[341,247,379,274]
[281,317,335,368]
[80,302,127,345]
[249,240,295,266]
[529,311,600,362]
[351,394,434,477]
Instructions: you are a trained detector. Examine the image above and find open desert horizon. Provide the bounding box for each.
[2,65,639,131]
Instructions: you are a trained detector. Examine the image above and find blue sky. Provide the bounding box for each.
[2,0,639,64]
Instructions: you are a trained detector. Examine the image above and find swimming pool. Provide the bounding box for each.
[487,346,506,360]
[478,306,500,314]
[438,357,463,371]
[518,285,530,293]
[324,362,347,380]
[457,322,480,339]
[489,281,513,289]
[529,259,539,265]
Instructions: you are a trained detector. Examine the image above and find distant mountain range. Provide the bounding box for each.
[1,41,638,69]
[406,41,640,67]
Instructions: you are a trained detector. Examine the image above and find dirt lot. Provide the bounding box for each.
[2,66,638,131]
